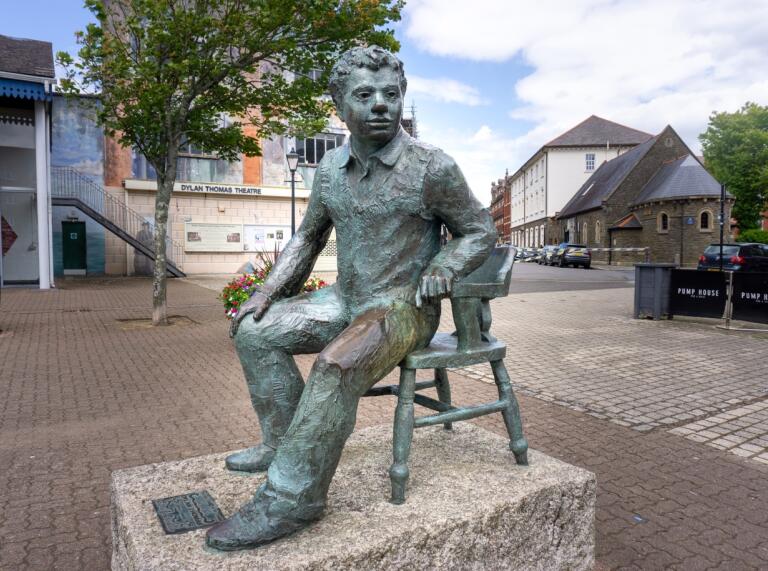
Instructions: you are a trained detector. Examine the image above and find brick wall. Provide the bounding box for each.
[633,200,733,266]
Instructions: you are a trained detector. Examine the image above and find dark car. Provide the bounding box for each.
[697,243,768,272]
[551,243,592,269]
[538,245,558,265]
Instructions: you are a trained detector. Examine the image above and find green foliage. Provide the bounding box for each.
[55,0,402,321]
[56,0,403,174]
[737,228,768,244]
[700,102,768,230]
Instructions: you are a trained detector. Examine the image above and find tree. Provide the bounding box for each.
[699,102,768,231]
[57,0,402,325]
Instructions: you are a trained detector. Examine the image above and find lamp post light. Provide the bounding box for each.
[286,148,300,237]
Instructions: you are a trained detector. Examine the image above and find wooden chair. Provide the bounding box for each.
[363,246,528,505]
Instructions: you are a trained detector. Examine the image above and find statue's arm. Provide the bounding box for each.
[259,165,333,301]
[421,152,497,287]
[230,164,332,336]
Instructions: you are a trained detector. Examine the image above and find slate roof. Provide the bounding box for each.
[545,115,653,147]
[0,35,55,78]
[557,135,658,218]
[610,212,643,230]
[633,155,728,205]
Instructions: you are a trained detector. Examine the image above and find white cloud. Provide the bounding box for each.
[405,0,768,192]
[421,123,526,206]
[407,75,488,106]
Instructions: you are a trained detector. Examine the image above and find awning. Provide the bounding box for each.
[0,78,51,101]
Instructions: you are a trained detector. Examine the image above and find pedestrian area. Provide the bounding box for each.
[461,286,768,464]
[0,277,766,570]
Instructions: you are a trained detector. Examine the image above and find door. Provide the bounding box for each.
[62,221,87,275]
[0,191,39,284]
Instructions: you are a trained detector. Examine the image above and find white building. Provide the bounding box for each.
[508,115,652,247]
[0,35,55,289]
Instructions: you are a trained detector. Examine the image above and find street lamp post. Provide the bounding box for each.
[286,148,300,237]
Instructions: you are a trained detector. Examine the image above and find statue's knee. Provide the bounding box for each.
[315,348,355,375]
[233,316,268,354]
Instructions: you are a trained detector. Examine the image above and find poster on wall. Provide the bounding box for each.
[184,222,244,252]
[243,225,291,253]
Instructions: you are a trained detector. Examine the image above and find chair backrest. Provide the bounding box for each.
[452,246,516,299]
[449,246,516,351]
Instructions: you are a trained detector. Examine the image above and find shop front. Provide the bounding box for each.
[0,35,55,289]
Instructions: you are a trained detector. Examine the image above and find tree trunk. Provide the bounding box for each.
[152,157,177,326]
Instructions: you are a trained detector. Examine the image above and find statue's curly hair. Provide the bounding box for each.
[328,46,407,109]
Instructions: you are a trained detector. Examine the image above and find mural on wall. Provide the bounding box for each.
[50,95,106,275]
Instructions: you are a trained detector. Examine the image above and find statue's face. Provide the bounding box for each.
[338,66,403,146]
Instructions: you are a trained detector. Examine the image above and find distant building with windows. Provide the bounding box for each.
[492,115,652,247]
[555,125,734,266]
[0,33,348,288]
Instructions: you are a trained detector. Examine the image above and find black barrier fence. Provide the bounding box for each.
[670,270,727,318]
[668,269,768,324]
[732,273,768,324]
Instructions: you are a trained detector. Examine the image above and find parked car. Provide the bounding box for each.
[538,245,558,265]
[551,243,592,268]
[697,243,768,272]
[514,247,536,261]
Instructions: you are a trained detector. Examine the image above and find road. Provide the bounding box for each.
[186,261,637,295]
[509,261,634,293]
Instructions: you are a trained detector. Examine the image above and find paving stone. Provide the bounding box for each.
[1,278,767,570]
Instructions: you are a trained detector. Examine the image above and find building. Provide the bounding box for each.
[556,125,734,266]
[498,115,652,246]
[0,35,55,288]
[53,94,346,278]
[1,34,348,289]
[490,170,510,241]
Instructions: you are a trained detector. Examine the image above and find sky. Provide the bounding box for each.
[4,0,768,204]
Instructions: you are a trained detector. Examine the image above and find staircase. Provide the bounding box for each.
[51,166,185,277]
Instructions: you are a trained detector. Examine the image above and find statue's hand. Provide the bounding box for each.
[229,290,272,338]
[415,267,455,308]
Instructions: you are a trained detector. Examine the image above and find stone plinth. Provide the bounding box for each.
[112,424,595,570]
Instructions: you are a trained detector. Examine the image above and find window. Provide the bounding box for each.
[658,212,669,233]
[595,220,602,242]
[297,133,345,165]
[176,138,233,183]
[585,153,596,171]
[699,210,712,232]
[582,222,588,244]
[131,147,232,183]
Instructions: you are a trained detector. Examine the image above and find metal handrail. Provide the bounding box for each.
[50,166,184,269]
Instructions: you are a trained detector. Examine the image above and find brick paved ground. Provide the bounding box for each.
[462,288,768,436]
[669,401,768,463]
[1,277,767,570]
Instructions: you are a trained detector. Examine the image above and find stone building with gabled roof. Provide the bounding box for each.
[556,125,734,266]
[492,114,652,247]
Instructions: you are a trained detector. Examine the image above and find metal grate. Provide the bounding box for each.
[320,239,337,257]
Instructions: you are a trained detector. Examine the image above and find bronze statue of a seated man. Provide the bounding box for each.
[206,45,496,551]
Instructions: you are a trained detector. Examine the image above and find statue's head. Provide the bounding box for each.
[329,46,407,109]
[329,46,407,145]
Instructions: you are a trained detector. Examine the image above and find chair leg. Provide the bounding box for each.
[434,368,452,430]
[390,367,416,505]
[490,359,529,466]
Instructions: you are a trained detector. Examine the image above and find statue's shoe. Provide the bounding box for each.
[225,444,276,472]
[205,486,324,551]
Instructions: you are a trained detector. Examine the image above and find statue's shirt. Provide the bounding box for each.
[267,128,496,315]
